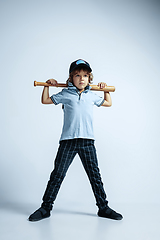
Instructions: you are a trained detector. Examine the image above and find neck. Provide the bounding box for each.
[79,89,85,93]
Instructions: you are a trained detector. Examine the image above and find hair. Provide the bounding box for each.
[66,66,93,86]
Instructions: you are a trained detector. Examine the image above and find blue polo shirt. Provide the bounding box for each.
[50,82,104,141]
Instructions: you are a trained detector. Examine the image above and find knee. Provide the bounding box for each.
[50,169,66,182]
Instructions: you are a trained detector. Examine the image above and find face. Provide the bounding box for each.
[72,70,89,91]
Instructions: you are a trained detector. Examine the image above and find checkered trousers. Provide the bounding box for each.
[41,138,108,210]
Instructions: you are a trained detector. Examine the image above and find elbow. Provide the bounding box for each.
[41,99,47,104]
[42,101,48,104]
[41,97,53,104]
[106,103,112,107]
[107,99,112,107]
[41,96,48,104]
[103,100,112,107]
[109,101,112,107]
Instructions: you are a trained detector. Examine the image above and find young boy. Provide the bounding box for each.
[29,59,123,221]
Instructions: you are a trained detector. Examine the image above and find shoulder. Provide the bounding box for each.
[87,91,100,98]
[55,88,68,95]
[88,91,104,106]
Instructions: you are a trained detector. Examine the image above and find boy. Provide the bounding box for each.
[29,59,123,221]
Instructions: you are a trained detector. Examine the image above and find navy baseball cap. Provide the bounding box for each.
[69,59,92,74]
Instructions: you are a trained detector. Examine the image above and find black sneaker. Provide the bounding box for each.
[28,207,51,222]
[98,206,123,220]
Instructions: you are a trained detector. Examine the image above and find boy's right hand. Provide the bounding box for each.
[46,79,58,86]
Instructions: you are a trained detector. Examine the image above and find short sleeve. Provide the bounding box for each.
[92,92,104,107]
[50,89,65,105]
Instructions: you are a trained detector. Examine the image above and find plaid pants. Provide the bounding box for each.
[41,138,108,210]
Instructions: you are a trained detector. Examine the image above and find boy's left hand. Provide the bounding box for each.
[98,82,107,89]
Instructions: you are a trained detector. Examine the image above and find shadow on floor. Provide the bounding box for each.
[0,201,34,215]
[54,208,97,217]
[0,201,97,218]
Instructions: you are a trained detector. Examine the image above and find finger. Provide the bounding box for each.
[46,80,51,84]
[101,83,107,88]
[100,83,104,88]
[53,80,58,86]
[98,82,103,88]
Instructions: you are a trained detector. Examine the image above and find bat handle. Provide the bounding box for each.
[34,81,53,87]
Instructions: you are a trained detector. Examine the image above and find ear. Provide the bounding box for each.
[69,76,73,83]
[89,73,93,83]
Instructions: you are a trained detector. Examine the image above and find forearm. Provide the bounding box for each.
[102,92,112,107]
[98,82,112,107]
[41,86,53,104]
[41,79,57,104]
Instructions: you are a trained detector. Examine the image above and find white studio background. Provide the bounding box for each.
[0,0,160,210]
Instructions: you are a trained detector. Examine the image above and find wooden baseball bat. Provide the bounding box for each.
[34,81,115,92]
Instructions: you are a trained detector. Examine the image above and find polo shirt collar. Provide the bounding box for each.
[68,81,91,93]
